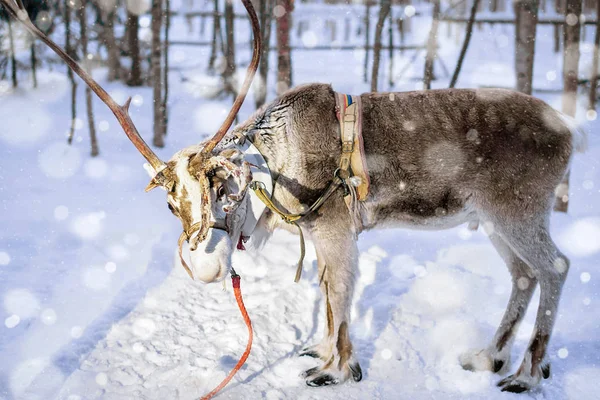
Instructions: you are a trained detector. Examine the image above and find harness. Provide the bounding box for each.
[179,92,369,282]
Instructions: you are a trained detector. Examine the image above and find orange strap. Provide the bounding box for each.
[200,273,253,400]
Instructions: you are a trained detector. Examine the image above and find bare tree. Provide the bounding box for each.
[450,0,481,88]
[371,0,390,92]
[363,1,372,83]
[423,0,441,89]
[65,1,78,145]
[126,7,143,86]
[30,42,37,88]
[98,1,122,82]
[555,0,582,213]
[223,0,236,96]
[589,0,600,110]
[79,3,99,156]
[151,0,164,147]
[208,0,223,72]
[387,8,393,87]
[255,0,273,108]
[162,0,170,136]
[514,0,539,94]
[7,18,17,88]
[276,0,293,94]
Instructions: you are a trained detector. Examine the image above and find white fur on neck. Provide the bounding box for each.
[235,138,273,237]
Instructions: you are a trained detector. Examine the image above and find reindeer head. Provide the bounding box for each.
[1,0,261,283]
[146,145,256,282]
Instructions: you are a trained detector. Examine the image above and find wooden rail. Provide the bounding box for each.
[441,17,599,25]
[168,41,426,51]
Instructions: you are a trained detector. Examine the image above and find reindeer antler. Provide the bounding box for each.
[200,0,262,156]
[0,0,166,172]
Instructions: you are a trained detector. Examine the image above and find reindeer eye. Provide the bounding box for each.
[217,185,226,198]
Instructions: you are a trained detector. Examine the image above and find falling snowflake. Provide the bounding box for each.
[0,251,10,266]
[54,206,69,221]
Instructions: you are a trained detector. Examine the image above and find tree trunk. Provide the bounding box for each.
[163,0,170,136]
[101,6,122,82]
[8,19,17,88]
[79,4,99,156]
[223,0,236,96]
[371,0,391,92]
[208,0,222,71]
[152,0,164,147]
[30,42,37,88]
[450,0,481,88]
[255,0,274,108]
[388,9,393,87]
[276,0,293,95]
[363,2,371,83]
[65,1,78,145]
[556,0,582,213]
[514,0,539,95]
[127,10,143,86]
[589,0,600,110]
[423,0,441,90]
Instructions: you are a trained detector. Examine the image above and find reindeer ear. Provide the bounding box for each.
[143,163,157,178]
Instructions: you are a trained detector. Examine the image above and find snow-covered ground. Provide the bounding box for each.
[1,3,600,399]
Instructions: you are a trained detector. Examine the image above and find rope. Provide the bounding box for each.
[200,270,253,400]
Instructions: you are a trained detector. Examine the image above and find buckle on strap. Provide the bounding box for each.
[342,140,354,153]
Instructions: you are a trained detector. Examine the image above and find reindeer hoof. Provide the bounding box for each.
[306,373,339,387]
[302,359,362,387]
[542,363,551,379]
[497,375,531,393]
[303,366,339,386]
[459,348,509,374]
[349,361,363,382]
[299,348,321,359]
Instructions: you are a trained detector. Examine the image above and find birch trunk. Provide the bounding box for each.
[126,10,143,86]
[363,2,371,83]
[152,0,164,147]
[423,0,440,90]
[65,1,78,145]
[514,0,539,95]
[276,0,293,95]
[79,4,99,156]
[450,0,481,88]
[8,19,17,88]
[163,0,170,136]
[588,0,600,110]
[208,0,222,71]
[100,5,122,82]
[223,0,236,96]
[30,43,37,88]
[255,0,274,108]
[555,0,582,213]
[371,0,390,92]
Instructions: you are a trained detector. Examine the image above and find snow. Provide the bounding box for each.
[1,2,600,400]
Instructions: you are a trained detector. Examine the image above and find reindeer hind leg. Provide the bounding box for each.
[484,216,568,393]
[460,233,537,375]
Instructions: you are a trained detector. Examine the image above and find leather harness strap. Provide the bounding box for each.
[250,179,342,282]
[335,93,370,201]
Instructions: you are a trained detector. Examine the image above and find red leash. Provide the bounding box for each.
[200,269,253,400]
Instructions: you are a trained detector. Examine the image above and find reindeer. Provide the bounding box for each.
[2,0,587,394]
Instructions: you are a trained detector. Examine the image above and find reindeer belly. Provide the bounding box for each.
[362,187,476,231]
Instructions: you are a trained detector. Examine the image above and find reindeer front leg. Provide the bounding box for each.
[300,222,362,386]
